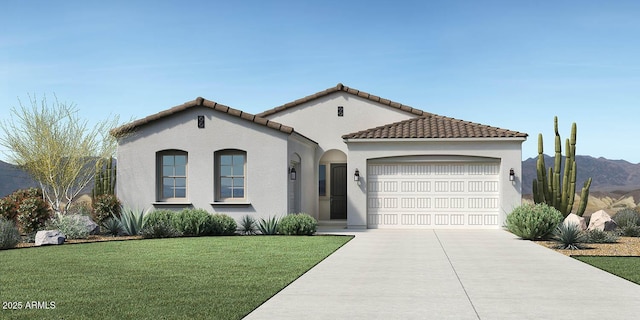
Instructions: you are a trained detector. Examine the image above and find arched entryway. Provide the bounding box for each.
[319,150,347,221]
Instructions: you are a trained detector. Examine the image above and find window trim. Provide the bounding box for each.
[215,149,247,202]
[157,150,188,202]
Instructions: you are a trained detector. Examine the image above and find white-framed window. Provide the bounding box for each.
[157,150,187,201]
[215,150,246,201]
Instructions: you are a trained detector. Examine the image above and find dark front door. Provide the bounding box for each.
[330,163,347,219]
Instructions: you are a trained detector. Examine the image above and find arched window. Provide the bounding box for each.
[215,149,246,201]
[157,150,187,201]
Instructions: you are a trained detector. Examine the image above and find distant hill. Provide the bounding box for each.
[0,158,108,198]
[0,160,39,197]
[522,155,640,195]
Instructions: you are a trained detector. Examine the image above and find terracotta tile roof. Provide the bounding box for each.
[342,115,528,140]
[256,83,426,118]
[110,97,294,137]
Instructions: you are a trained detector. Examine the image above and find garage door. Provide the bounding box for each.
[367,162,500,229]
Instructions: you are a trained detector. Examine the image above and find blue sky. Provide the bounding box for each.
[2,1,639,163]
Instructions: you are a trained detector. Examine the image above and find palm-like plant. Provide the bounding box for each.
[239,215,257,235]
[553,223,585,250]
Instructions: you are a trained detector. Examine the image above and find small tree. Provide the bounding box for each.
[0,94,121,214]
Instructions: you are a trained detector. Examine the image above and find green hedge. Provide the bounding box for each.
[278,213,317,236]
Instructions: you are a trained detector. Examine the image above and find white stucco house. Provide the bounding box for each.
[111,84,527,229]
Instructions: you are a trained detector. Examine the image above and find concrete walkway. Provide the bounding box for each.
[244,229,640,320]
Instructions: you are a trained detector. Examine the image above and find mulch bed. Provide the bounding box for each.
[536,236,640,256]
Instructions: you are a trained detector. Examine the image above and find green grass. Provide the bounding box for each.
[0,235,352,320]
[575,256,640,285]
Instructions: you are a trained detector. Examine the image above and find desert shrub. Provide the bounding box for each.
[92,194,122,224]
[553,223,585,250]
[116,207,146,236]
[46,214,89,240]
[239,215,257,235]
[617,225,640,237]
[0,218,21,249]
[584,229,619,243]
[141,210,181,238]
[612,208,640,229]
[278,213,317,236]
[172,209,211,236]
[208,214,237,236]
[101,217,122,236]
[0,197,19,221]
[506,203,563,240]
[0,188,52,234]
[257,216,280,235]
[144,210,176,226]
[16,194,52,234]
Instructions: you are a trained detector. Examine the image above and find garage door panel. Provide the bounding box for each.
[367,162,501,229]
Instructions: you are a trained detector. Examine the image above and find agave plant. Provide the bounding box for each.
[257,216,280,235]
[553,223,585,250]
[116,207,146,236]
[101,217,122,236]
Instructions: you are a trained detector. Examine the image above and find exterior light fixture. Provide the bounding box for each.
[289,167,297,180]
[509,168,515,181]
[354,168,360,181]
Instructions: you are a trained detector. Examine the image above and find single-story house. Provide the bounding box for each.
[111,84,527,229]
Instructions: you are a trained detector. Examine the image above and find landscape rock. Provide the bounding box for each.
[587,210,617,231]
[70,215,100,235]
[35,230,66,246]
[563,213,587,230]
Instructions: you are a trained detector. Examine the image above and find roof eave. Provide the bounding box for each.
[257,83,427,118]
[343,137,528,143]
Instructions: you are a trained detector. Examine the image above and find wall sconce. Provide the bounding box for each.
[509,168,515,181]
[289,167,297,180]
[354,169,360,182]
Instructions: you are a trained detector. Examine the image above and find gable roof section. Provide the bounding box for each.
[256,83,426,118]
[111,97,294,137]
[342,115,528,140]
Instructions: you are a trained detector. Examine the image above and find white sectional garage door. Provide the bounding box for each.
[367,162,501,229]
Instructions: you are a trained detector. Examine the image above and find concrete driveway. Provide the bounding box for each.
[244,229,640,320]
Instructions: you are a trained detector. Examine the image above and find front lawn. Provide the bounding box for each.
[575,256,640,285]
[0,235,352,320]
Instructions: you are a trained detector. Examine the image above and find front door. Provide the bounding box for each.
[330,163,347,219]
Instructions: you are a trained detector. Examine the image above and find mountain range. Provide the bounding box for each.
[521,155,640,194]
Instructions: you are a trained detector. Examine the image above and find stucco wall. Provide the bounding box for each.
[264,92,416,155]
[287,134,318,217]
[264,92,419,220]
[345,139,525,228]
[116,106,293,221]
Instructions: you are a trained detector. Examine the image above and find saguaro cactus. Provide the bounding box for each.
[92,156,116,198]
[532,117,592,217]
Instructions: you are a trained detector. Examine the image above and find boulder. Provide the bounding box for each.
[70,215,100,235]
[35,230,66,246]
[588,210,617,231]
[563,213,587,230]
